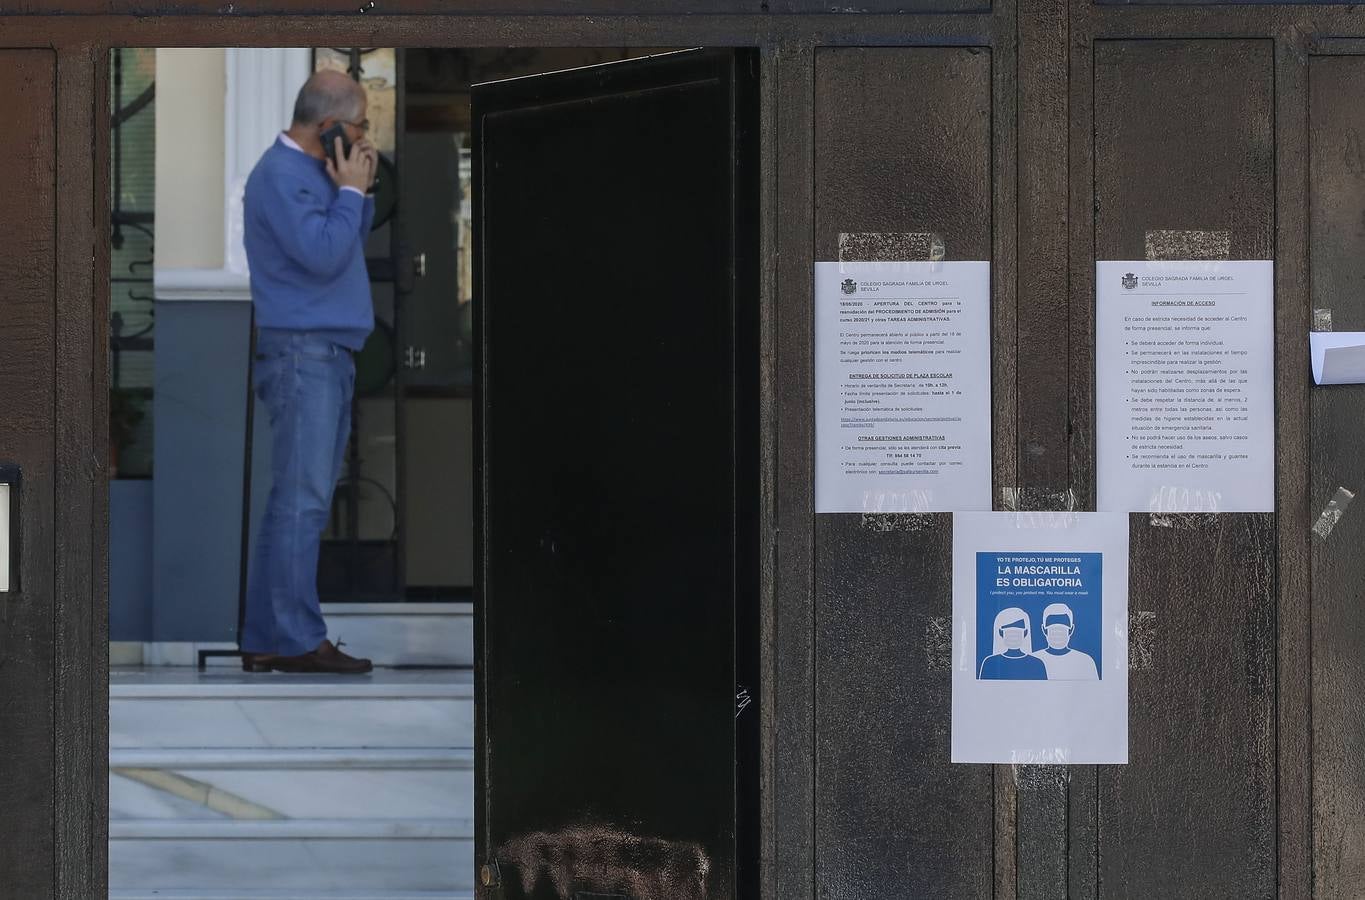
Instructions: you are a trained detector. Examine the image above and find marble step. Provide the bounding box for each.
[319,602,473,668]
[112,818,471,838]
[111,747,474,768]
[111,668,474,750]
[116,602,474,669]
[110,748,474,820]
[109,819,473,893]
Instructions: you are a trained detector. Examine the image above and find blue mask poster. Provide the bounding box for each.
[975,552,1102,682]
[952,512,1129,764]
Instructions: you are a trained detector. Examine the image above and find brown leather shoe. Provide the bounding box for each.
[271,639,373,674]
[241,652,277,673]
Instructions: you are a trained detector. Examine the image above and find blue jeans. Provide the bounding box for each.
[243,329,354,656]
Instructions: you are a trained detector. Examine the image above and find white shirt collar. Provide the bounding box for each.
[277,130,365,197]
[279,132,306,154]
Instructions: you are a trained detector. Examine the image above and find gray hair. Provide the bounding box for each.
[291,73,364,125]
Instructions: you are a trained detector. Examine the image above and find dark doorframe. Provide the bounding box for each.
[1,2,1357,897]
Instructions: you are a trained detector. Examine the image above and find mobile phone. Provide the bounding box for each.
[320,123,352,166]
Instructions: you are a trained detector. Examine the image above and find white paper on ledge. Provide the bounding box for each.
[1310,331,1365,385]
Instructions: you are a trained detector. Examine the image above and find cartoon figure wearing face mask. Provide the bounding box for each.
[1030,602,1099,680]
[978,607,1048,680]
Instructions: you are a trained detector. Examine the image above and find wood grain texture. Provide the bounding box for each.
[767,44,816,900]
[92,45,114,898]
[8,0,1365,31]
[1108,515,1277,895]
[4,0,990,12]
[54,46,109,900]
[1274,32,1310,900]
[1064,9,1099,898]
[768,0,987,14]
[0,47,57,898]
[1308,53,1365,900]
[1093,41,1275,262]
[815,516,993,897]
[1091,40,1276,899]
[1017,0,1071,512]
[0,0,765,14]
[1015,1,1074,895]
[813,47,992,899]
[989,0,1020,518]
[8,6,1365,50]
[814,48,991,263]
[990,5,1021,893]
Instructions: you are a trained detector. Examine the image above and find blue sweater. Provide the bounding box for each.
[243,137,376,350]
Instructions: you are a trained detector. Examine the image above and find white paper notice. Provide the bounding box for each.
[1310,331,1365,385]
[815,261,992,513]
[1096,260,1274,513]
[952,511,1129,765]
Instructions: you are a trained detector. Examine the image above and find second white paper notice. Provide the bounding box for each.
[815,261,992,513]
[1096,260,1274,513]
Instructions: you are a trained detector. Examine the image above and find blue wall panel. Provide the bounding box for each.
[109,480,152,641]
[152,300,270,642]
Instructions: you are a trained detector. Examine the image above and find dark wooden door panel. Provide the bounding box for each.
[0,47,57,896]
[475,49,760,900]
[1,0,761,13]
[1091,39,1276,899]
[814,48,991,257]
[770,0,988,14]
[1308,53,1365,900]
[813,47,993,899]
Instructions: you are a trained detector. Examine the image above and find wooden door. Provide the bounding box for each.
[0,48,58,896]
[0,45,106,898]
[1085,40,1276,897]
[473,49,761,900]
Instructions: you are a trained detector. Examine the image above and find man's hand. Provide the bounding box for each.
[354,139,380,184]
[325,137,376,193]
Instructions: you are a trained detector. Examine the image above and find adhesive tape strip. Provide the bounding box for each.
[839,232,945,263]
[998,486,1077,512]
[1312,486,1356,539]
[1143,229,1232,262]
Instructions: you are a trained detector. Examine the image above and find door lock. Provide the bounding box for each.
[404,346,427,370]
[413,252,427,278]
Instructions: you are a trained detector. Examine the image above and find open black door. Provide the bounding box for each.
[473,49,760,900]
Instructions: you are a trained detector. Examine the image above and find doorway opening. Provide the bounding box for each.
[107,43,758,900]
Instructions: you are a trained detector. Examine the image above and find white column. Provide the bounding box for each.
[224,47,313,279]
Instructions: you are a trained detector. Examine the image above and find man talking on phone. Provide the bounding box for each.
[239,70,379,674]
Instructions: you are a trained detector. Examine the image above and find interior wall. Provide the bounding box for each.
[152,301,269,641]
[154,48,225,270]
[406,398,474,588]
